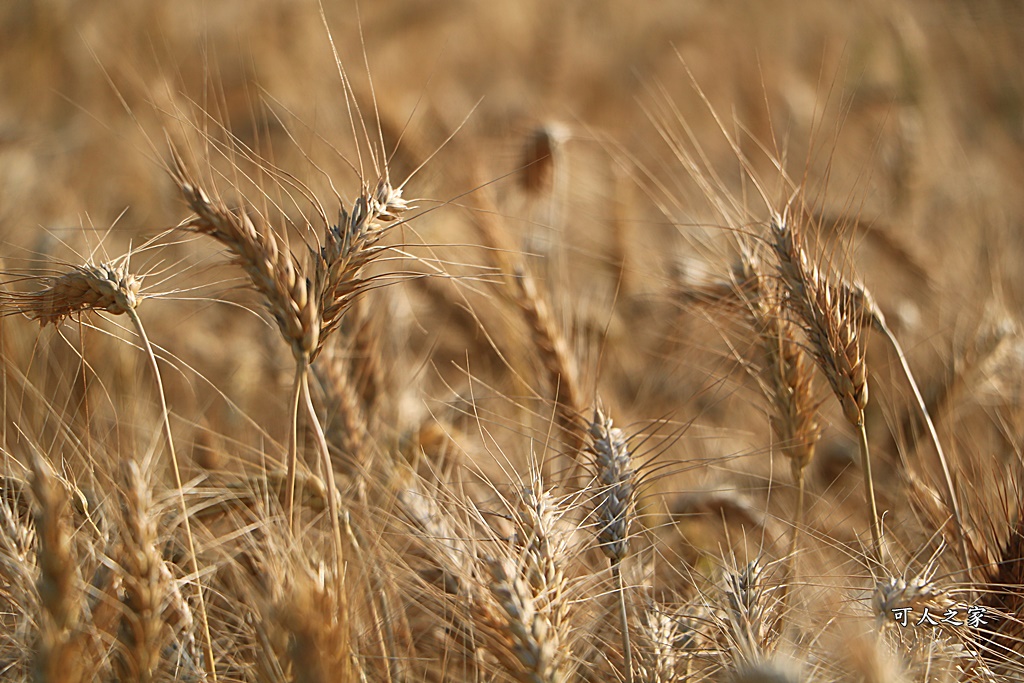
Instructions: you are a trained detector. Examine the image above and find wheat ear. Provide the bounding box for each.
[30,453,85,683]
[738,248,820,564]
[588,407,636,682]
[116,461,170,683]
[769,212,882,562]
[170,151,345,565]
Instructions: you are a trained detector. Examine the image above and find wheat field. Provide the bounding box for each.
[2,1,1024,681]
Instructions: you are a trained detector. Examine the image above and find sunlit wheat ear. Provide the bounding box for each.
[587,406,636,682]
[313,178,408,359]
[636,605,680,683]
[479,557,568,683]
[872,574,954,629]
[115,461,170,683]
[738,248,821,564]
[768,211,883,561]
[170,147,319,361]
[1,260,141,326]
[30,452,86,683]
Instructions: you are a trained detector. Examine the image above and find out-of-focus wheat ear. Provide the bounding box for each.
[469,195,587,476]
[587,406,636,682]
[273,571,354,683]
[979,492,1024,669]
[30,452,86,683]
[114,461,170,683]
[315,343,368,478]
[349,295,385,412]
[768,212,882,562]
[726,660,801,683]
[719,560,780,668]
[0,260,142,326]
[85,561,122,679]
[518,124,564,196]
[515,263,586,460]
[479,557,568,683]
[853,280,969,577]
[636,605,680,683]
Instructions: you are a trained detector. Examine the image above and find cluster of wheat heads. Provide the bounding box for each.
[3,34,1024,683]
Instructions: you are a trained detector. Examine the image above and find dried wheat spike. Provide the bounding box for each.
[115,462,170,683]
[313,178,407,358]
[637,606,681,683]
[739,248,821,481]
[31,453,86,683]
[518,124,566,195]
[171,149,319,360]
[872,574,955,628]
[482,557,566,683]
[769,213,868,427]
[2,260,141,326]
[515,478,566,598]
[720,560,780,665]
[588,407,635,564]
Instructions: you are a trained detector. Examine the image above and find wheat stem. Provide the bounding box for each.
[300,359,344,572]
[613,562,633,683]
[873,314,969,576]
[857,416,883,564]
[285,361,303,534]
